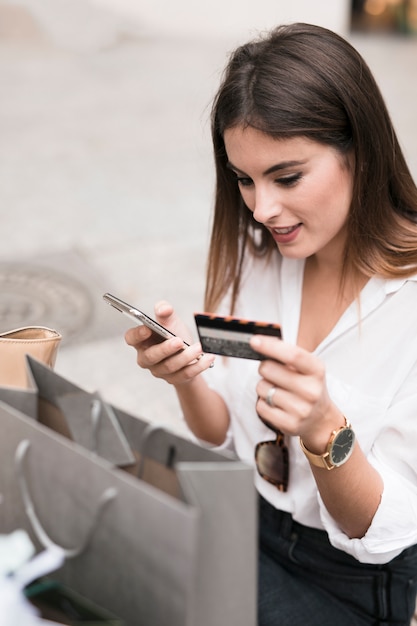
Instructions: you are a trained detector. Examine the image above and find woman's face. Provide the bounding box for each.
[224,125,354,265]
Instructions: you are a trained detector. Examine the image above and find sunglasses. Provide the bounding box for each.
[255,416,289,492]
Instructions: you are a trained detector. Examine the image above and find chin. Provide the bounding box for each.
[277,245,309,259]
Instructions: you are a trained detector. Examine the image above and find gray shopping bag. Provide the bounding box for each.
[0,398,257,626]
[16,357,258,622]
[0,356,135,468]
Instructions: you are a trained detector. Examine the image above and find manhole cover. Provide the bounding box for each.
[0,263,94,342]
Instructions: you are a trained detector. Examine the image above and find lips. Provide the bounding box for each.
[270,223,302,244]
[272,224,300,235]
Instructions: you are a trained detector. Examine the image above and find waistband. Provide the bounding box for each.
[259,494,417,568]
[259,495,329,543]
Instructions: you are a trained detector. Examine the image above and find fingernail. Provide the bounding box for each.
[198,352,215,368]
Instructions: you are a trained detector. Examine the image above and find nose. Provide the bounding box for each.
[252,187,283,225]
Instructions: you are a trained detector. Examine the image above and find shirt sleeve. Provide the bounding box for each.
[201,355,235,451]
[319,382,417,564]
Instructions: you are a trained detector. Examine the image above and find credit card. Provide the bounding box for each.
[194,313,282,360]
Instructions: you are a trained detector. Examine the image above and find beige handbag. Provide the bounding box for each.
[0,326,62,388]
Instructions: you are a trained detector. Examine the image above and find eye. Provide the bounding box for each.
[236,176,253,188]
[276,173,302,187]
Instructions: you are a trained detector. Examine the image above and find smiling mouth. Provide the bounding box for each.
[272,224,301,235]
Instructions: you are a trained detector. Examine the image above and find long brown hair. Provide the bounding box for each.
[205,22,417,312]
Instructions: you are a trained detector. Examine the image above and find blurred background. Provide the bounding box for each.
[0,0,416,434]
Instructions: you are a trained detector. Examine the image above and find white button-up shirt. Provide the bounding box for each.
[204,252,417,564]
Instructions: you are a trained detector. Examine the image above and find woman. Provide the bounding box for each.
[126,23,417,625]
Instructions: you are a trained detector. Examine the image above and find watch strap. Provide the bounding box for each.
[299,417,351,471]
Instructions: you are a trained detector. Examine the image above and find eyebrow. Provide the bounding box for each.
[226,160,306,176]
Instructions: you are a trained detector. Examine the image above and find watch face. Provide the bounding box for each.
[329,428,355,466]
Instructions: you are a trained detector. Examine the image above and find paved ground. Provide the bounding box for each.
[0,1,417,443]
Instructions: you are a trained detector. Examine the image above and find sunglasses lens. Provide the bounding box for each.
[255,440,289,491]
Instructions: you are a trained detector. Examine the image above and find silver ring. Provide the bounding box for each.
[266,386,277,408]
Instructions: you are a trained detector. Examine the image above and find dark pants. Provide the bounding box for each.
[258,496,417,626]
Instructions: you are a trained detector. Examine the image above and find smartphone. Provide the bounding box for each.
[103,293,189,346]
[194,312,281,360]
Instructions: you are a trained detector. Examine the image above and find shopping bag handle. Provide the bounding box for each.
[136,422,177,479]
[15,439,117,559]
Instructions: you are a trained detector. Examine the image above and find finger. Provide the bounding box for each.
[153,301,194,345]
[154,300,174,321]
[165,352,216,384]
[257,380,279,405]
[138,336,188,368]
[256,384,317,435]
[251,335,321,376]
[258,360,327,416]
[257,380,298,414]
[257,382,314,422]
[152,347,215,385]
[167,342,210,369]
[255,395,293,433]
[258,358,326,404]
[125,324,153,346]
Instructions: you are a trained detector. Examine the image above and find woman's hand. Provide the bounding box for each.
[251,335,344,453]
[251,334,383,539]
[126,301,227,445]
[125,301,215,387]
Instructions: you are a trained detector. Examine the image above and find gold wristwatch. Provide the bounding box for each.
[299,417,355,470]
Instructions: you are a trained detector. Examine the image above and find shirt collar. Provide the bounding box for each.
[383,273,417,295]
